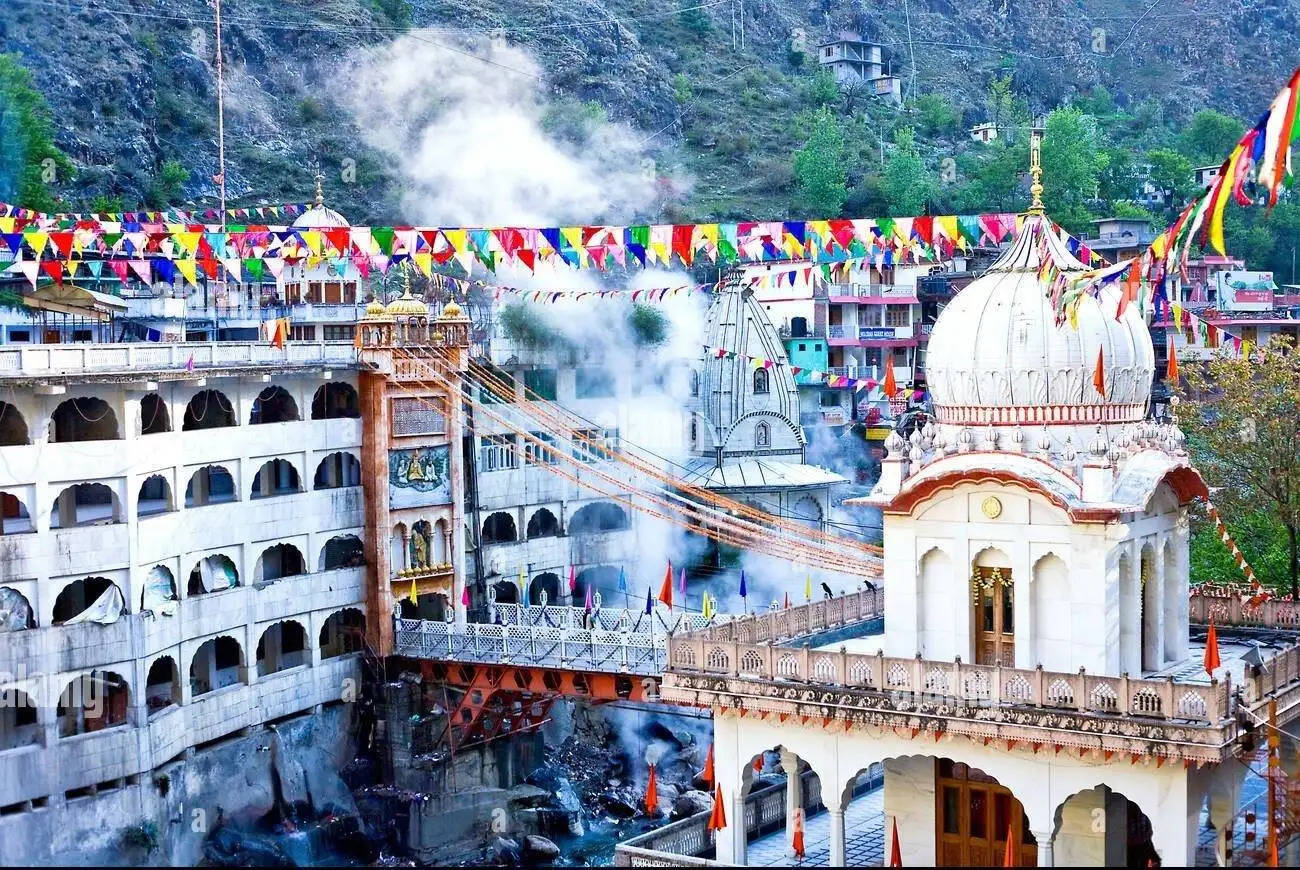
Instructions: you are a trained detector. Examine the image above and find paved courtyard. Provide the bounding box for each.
[747,784,885,867]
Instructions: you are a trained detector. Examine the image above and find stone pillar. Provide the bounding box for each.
[780,749,802,856]
[1033,832,1053,867]
[829,808,846,867]
[359,370,394,653]
[731,790,748,866]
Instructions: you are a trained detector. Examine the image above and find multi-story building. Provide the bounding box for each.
[0,338,367,833]
[816,33,902,105]
[1082,216,1161,264]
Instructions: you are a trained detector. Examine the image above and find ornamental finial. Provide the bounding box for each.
[313,172,325,209]
[1028,131,1045,215]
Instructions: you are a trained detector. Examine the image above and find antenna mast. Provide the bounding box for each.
[214,0,227,227]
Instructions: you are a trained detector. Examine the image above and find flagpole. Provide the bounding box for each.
[214,0,227,228]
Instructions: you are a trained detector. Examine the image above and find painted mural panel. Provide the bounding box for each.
[389,445,451,508]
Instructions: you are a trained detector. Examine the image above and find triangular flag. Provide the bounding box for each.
[792,808,806,858]
[882,353,898,398]
[1003,821,1016,867]
[645,586,653,615]
[583,583,593,613]
[1204,618,1221,677]
[407,574,418,605]
[706,785,727,832]
[461,584,470,607]
[1166,332,1179,382]
[804,574,812,602]
[752,753,763,773]
[739,569,747,600]
[678,566,687,595]
[658,561,674,611]
[1092,347,1106,398]
[889,817,903,867]
[644,764,658,815]
[783,590,790,609]
[617,567,627,592]
[699,743,714,785]
[568,564,577,593]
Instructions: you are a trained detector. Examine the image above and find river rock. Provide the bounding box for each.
[507,784,552,809]
[492,836,521,865]
[673,789,714,818]
[522,835,561,861]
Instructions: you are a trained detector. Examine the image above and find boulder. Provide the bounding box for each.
[492,836,521,866]
[506,784,553,809]
[673,790,714,818]
[522,835,561,861]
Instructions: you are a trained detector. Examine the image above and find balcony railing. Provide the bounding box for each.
[0,340,358,377]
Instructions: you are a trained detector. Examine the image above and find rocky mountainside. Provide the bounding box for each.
[1,0,1298,223]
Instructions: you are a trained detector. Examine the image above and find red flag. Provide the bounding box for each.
[882,352,898,398]
[783,590,790,609]
[1204,618,1221,677]
[1092,347,1106,398]
[792,807,806,858]
[699,743,714,786]
[706,785,727,832]
[644,764,658,815]
[1002,822,1016,867]
[657,561,673,610]
[271,318,285,349]
[888,817,903,867]
[1166,331,1179,382]
[752,753,763,773]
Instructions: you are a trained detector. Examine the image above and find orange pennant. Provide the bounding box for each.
[1092,346,1106,397]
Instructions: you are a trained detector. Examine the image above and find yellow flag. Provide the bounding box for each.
[407,574,418,604]
[1171,302,1183,326]
[412,251,433,277]
[176,259,199,287]
[1208,145,1245,256]
[64,260,79,280]
[804,575,812,601]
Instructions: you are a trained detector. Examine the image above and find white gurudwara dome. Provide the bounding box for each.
[924,212,1154,447]
[293,173,350,228]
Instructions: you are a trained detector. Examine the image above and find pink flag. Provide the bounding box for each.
[678,566,686,594]
[583,583,593,613]
[185,354,195,373]
[461,585,470,607]
[568,565,577,592]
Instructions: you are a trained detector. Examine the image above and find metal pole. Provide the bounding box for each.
[1268,697,1279,862]
[214,0,227,226]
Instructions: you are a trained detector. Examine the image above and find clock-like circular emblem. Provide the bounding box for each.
[981,496,1003,519]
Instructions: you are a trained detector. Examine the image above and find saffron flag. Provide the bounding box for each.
[699,743,714,785]
[1166,332,1179,382]
[658,561,674,611]
[889,817,903,867]
[644,764,658,815]
[1204,618,1221,677]
[882,353,898,398]
[1003,822,1016,867]
[706,785,727,832]
[1092,347,1106,398]
[753,753,763,773]
[792,808,806,858]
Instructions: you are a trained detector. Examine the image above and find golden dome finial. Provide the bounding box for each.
[314,172,325,209]
[1027,130,1045,215]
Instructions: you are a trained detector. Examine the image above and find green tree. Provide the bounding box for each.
[679,5,711,37]
[910,93,960,138]
[1180,336,1300,598]
[881,126,933,216]
[1190,508,1292,589]
[955,140,1028,212]
[792,107,848,216]
[145,160,189,209]
[1097,146,1137,203]
[1074,85,1116,117]
[1178,109,1245,165]
[0,54,73,212]
[1040,107,1106,233]
[801,70,840,108]
[1145,147,1195,207]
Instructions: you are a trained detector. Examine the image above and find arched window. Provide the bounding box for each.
[753,368,770,395]
[311,383,360,419]
[250,459,301,499]
[255,543,305,583]
[141,565,177,611]
[256,620,308,676]
[569,502,629,534]
[145,656,180,713]
[190,636,245,696]
[140,393,171,435]
[755,421,771,448]
[249,386,299,424]
[0,586,35,630]
[57,671,129,736]
[50,482,121,528]
[185,465,237,507]
[183,390,236,430]
[51,397,119,442]
[526,508,560,539]
[0,688,39,749]
[188,554,238,595]
[792,496,822,529]
[314,452,361,489]
[0,491,34,534]
[0,401,29,446]
[320,534,365,570]
[319,609,365,658]
[491,581,519,605]
[790,316,808,338]
[529,572,561,605]
[137,474,173,517]
[52,576,122,624]
[482,512,518,544]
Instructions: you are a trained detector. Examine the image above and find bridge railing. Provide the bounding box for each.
[685,588,884,644]
[395,617,666,674]
[1190,587,1300,629]
[489,603,732,635]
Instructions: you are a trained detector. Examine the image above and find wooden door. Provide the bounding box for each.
[936,760,1036,866]
[972,567,1015,666]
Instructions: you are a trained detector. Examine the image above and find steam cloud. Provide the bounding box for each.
[341,34,664,226]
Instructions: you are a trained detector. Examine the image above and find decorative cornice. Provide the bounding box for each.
[934,403,1147,427]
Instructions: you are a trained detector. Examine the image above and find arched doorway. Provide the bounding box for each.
[934,759,1036,866]
[1052,785,1157,867]
[971,548,1014,666]
[529,572,561,605]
